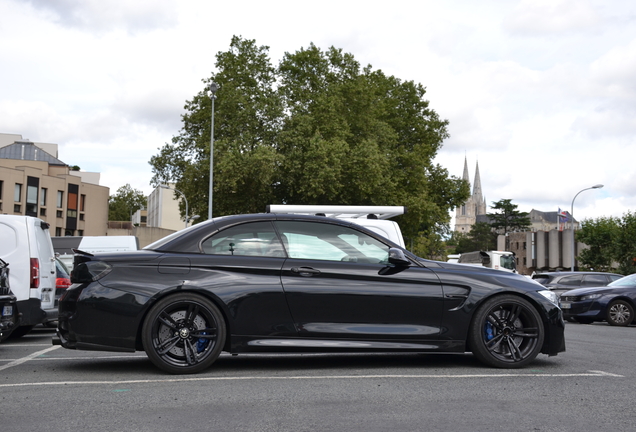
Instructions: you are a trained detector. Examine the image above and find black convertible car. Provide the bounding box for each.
[55,214,565,374]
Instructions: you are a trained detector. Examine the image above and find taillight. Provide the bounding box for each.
[30,258,40,289]
[56,277,72,290]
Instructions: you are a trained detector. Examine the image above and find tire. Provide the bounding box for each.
[606,300,634,327]
[142,293,226,374]
[469,295,545,368]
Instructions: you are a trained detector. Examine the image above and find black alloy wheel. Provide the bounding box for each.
[606,300,634,327]
[142,293,226,374]
[469,295,545,368]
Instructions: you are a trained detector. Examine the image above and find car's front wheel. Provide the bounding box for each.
[469,295,545,368]
[142,293,226,374]
[606,300,634,327]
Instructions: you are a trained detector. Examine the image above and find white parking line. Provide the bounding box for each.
[0,370,623,388]
[0,346,61,372]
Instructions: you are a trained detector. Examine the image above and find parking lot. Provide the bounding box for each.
[1,322,634,431]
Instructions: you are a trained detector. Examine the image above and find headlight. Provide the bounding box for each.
[581,293,602,301]
[538,290,558,305]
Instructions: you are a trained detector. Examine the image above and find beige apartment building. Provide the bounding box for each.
[0,133,109,236]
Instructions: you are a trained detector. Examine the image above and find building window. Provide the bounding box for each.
[80,194,86,211]
[40,208,46,216]
[26,184,38,216]
[14,204,21,213]
[67,192,78,218]
[57,191,64,208]
[14,184,22,202]
[56,210,63,218]
[40,188,47,206]
[55,227,62,236]
[78,230,84,236]
[79,213,85,221]
[0,180,3,200]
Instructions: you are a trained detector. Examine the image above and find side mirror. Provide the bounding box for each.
[388,248,410,266]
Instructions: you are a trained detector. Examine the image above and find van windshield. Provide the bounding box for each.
[500,254,516,271]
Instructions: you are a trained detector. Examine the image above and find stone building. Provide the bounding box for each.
[0,133,109,236]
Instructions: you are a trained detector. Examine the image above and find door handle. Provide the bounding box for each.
[291,266,321,276]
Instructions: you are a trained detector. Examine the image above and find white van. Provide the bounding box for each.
[266,205,406,248]
[52,236,139,270]
[0,215,57,336]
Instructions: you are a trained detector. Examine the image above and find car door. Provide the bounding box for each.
[275,220,444,341]
[192,221,297,338]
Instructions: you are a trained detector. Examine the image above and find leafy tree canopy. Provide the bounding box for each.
[149,36,469,256]
[109,184,147,221]
[487,199,531,235]
[452,222,498,254]
[578,212,636,274]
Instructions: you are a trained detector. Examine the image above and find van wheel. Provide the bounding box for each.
[8,325,34,339]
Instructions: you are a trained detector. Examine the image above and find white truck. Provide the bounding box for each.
[265,205,406,248]
[454,250,517,273]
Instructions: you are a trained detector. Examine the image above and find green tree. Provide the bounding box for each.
[150,36,283,218]
[453,222,497,253]
[488,199,531,236]
[614,212,636,275]
[577,212,636,275]
[576,216,620,272]
[108,184,147,221]
[149,36,469,256]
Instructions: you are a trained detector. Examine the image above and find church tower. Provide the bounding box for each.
[455,157,487,233]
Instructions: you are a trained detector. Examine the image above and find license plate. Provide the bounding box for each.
[560,302,571,309]
[2,306,12,317]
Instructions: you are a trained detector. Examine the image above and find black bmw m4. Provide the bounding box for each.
[55,214,565,374]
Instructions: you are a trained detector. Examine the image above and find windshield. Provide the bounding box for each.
[500,254,516,271]
[608,274,636,288]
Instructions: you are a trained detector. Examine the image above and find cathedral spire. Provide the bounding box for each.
[462,156,470,182]
[473,160,483,199]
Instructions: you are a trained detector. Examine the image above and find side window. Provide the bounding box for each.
[274,221,389,263]
[582,275,608,287]
[559,275,582,286]
[608,275,623,283]
[201,221,285,257]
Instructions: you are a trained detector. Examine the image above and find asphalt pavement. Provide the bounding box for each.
[1,323,634,432]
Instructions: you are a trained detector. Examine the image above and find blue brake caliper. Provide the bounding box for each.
[484,322,494,341]
[196,332,208,353]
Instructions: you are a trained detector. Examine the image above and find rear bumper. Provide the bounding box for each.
[0,295,19,336]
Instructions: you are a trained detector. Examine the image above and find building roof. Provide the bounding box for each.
[0,140,67,166]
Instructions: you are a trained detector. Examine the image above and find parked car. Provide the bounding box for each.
[560,273,636,326]
[0,215,57,338]
[0,258,18,341]
[532,271,623,297]
[55,213,565,374]
[54,258,71,305]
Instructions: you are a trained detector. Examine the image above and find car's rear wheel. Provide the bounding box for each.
[606,300,634,326]
[469,295,544,368]
[142,293,226,374]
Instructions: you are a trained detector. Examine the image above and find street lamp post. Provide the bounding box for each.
[570,184,604,271]
[161,185,191,229]
[208,82,218,220]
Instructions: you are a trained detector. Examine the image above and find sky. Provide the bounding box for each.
[1,0,634,223]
